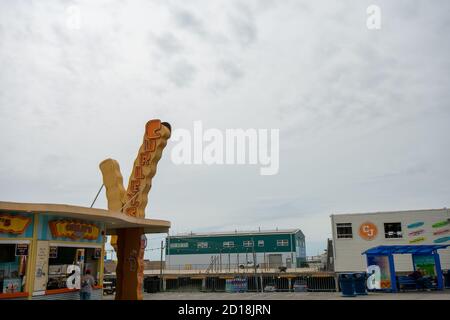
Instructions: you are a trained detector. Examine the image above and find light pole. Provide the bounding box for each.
[251,237,258,292]
[160,240,164,291]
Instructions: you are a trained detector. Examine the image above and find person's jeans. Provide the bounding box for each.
[80,292,91,300]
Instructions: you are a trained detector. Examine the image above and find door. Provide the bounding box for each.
[268,254,282,269]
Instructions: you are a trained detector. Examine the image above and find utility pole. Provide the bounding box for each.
[251,237,258,292]
[160,240,164,291]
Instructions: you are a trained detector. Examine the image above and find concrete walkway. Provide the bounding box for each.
[104,290,450,300]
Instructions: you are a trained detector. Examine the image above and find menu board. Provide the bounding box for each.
[33,241,49,294]
[15,244,29,256]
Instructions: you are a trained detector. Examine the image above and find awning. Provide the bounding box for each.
[362,244,450,255]
[0,201,170,235]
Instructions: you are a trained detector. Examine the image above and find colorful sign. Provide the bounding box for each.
[0,214,32,235]
[367,255,391,289]
[2,278,22,293]
[412,255,436,276]
[409,237,426,244]
[99,119,171,300]
[49,220,100,240]
[225,278,248,292]
[407,221,424,229]
[433,228,450,236]
[434,236,450,243]
[432,220,449,228]
[408,229,425,237]
[359,222,378,240]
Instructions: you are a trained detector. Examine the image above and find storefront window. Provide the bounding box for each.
[47,246,100,290]
[0,244,28,294]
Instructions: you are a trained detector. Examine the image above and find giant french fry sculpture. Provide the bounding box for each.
[99,119,171,300]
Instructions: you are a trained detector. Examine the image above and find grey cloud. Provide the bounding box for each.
[171,8,205,37]
[228,4,257,47]
[153,32,184,57]
[1,0,450,259]
[219,60,244,80]
[167,60,197,88]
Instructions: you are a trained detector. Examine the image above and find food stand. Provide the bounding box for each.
[0,201,170,300]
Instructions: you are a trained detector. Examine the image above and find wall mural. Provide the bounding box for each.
[407,222,424,229]
[432,220,449,229]
[409,237,426,244]
[408,229,425,237]
[434,236,450,244]
[407,219,450,244]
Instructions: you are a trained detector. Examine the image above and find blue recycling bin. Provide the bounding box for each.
[339,273,356,297]
[354,272,368,295]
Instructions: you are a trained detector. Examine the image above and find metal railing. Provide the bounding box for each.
[144,263,323,275]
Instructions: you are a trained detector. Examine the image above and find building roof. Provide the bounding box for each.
[362,245,450,255]
[169,229,302,238]
[331,207,449,217]
[0,201,170,235]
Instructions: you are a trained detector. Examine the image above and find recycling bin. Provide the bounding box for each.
[445,270,450,289]
[339,273,356,297]
[354,272,368,295]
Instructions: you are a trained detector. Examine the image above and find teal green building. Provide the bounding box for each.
[166,229,306,270]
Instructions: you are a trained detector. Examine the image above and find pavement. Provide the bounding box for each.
[103,290,450,300]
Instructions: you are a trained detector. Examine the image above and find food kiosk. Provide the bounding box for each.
[0,201,170,300]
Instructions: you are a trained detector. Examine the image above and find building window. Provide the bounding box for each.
[223,241,234,248]
[170,242,188,248]
[336,223,353,239]
[243,241,253,247]
[384,223,403,238]
[277,240,289,246]
[197,242,208,248]
[0,244,29,295]
[258,240,264,247]
[47,247,100,290]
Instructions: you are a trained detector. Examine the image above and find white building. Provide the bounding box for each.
[331,208,450,272]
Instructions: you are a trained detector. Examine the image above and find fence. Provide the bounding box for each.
[143,263,323,275]
[136,273,336,294]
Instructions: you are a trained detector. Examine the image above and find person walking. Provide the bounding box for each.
[80,269,96,300]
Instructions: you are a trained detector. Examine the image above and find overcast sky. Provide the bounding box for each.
[1,0,449,258]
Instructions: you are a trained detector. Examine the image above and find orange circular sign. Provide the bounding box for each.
[359,222,378,240]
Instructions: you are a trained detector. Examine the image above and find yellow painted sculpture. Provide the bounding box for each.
[99,119,171,300]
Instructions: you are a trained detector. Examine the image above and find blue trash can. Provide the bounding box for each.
[354,272,368,295]
[445,270,450,289]
[339,273,356,297]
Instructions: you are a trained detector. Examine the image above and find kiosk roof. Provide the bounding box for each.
[0,201,170,235]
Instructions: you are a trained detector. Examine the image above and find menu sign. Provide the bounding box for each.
[15,244,29,256]
[49,246,58,259]
[33,241,49,294]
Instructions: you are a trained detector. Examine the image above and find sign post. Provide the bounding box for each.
[99,119,171,300]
